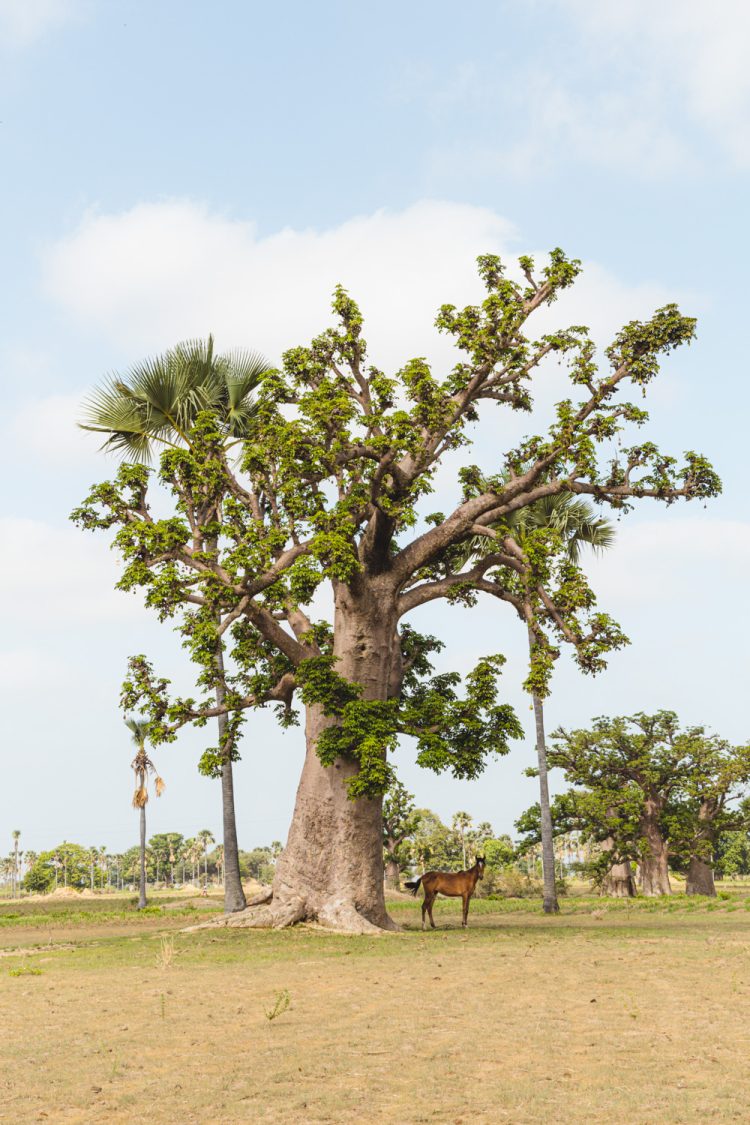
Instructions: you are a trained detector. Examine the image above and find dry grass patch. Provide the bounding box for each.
[1,899,750,1122]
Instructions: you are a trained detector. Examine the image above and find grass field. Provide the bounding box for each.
[2,889,750,1124]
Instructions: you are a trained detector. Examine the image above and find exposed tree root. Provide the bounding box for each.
[180,890,399,934]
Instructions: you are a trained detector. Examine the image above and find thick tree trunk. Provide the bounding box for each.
[528,630,558,914]
[138,807,147,910]
[385,856,401,890]
[686,856,716,896]
[219,589,399,932]
[686,803,717,896]
[215,646,247,914]
[600,837,636,896]
[639,805,671,895]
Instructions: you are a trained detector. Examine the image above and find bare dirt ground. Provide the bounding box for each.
[2,894,750,1123]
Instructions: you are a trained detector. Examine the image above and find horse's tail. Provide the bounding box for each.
[404,876,422,896]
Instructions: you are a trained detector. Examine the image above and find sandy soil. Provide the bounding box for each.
[2,905,750,1123]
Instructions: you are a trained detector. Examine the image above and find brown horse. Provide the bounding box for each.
[405,857,485,929]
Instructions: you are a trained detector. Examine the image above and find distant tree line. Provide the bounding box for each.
[10,834,284,895]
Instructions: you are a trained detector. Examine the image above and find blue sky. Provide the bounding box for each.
[1,0,748,856]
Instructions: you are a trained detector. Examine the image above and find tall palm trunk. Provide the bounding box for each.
[529,626,559,914]
[138,805,147,910]
[215,643,247,913]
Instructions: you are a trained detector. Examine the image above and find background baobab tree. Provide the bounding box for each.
[127,716,165,910]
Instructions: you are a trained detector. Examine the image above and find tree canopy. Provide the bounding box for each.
[72,249,721,929]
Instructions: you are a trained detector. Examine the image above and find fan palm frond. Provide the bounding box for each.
[461,489,615,568]
[125,717,151,745]
[80,336,272,460]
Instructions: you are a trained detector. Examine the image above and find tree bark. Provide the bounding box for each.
[686,856,716,896]
[385,856,401,890]
[221,587,400,932]
[686,801,717,896]
[215,644,247,914]
[528,626,559,914]
[639,802,671,895]
[138,807,147,910]
[600,837,636,897]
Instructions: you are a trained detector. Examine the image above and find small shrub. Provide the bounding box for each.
[265,989,291,1021]
[9,966,42,977]
[496,868,543,898]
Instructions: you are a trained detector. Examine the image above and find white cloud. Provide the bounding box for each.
[0,0,84,48]
[411,3,750,176]
[42,198,686,377]
[0,517,141,626]
[43,200,516,370]
[561,0,750,165]
[509,73,689,178]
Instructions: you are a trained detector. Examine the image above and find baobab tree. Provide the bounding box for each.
[519,719,750,897]
[74,251,719,931]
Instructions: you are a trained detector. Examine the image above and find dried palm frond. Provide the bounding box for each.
[154,776,166,797]
[132,786,149,809]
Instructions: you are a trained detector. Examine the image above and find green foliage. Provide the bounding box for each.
[383,780,420,871]
[295,642,521,797]
[23,843,92,893]
[715,830,750,878]
[519,713,750,880]
[241,847,276,884]
[484,835,516,870]
[73,252,720,805]
[409,809,463,870]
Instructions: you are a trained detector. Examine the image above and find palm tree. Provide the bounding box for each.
[465,492,614,914]
[98,846,108,891]
[197,829,215,887]
[11,831,20,899]
[452,812,473,869]
[126,717,165,910]
[82,338,269,915]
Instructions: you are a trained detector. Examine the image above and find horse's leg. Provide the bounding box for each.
[462,893,470,927]
[421,894,428,931]
[427,892,437,929]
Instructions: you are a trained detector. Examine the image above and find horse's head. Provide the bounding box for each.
[476,856,486,880]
